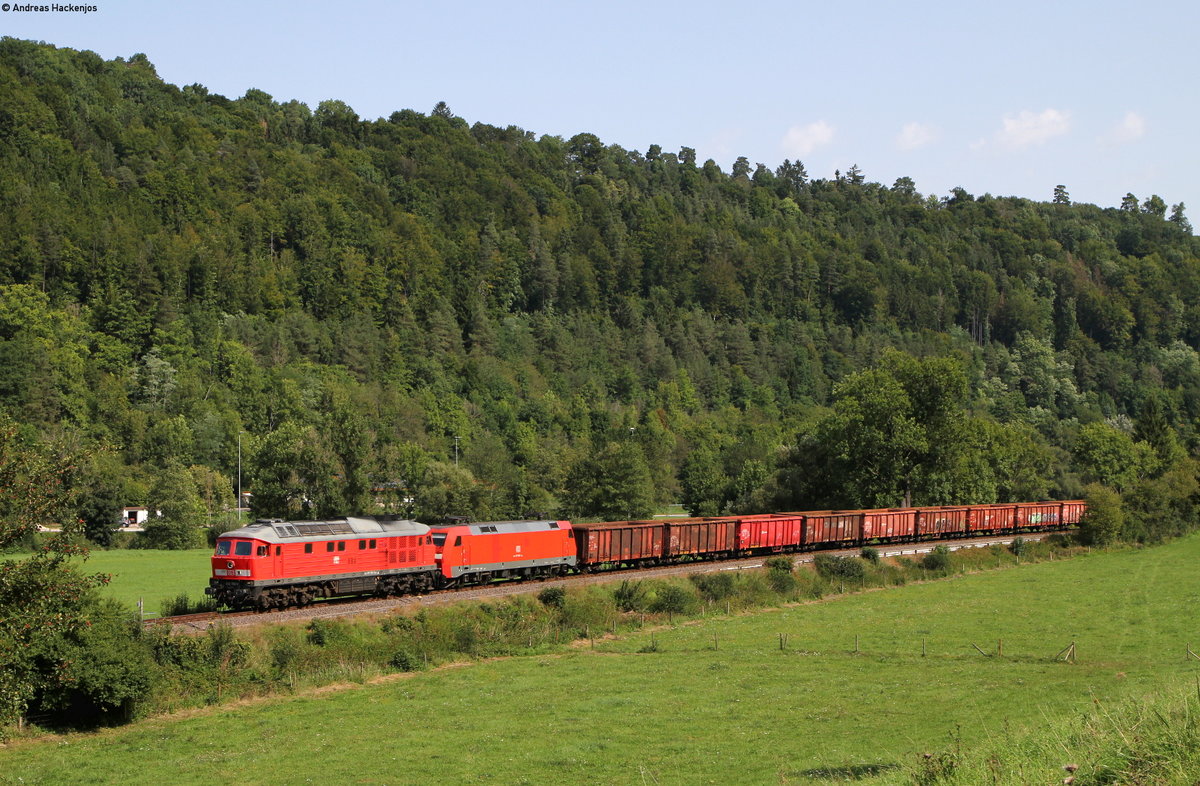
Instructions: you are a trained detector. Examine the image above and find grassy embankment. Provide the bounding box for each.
[3,537,1199,784]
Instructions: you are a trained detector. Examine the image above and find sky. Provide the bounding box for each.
[2,0,1197,216]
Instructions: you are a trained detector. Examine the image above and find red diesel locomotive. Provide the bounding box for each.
[207,500,1084,610]
[206,516,437,610]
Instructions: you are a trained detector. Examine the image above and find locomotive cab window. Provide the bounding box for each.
[256,545,268,557]
[275,546,281,556]
[454,536,462,547]
[215,541,231,556]
[234,542,252,556]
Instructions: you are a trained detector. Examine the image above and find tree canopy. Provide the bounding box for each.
[0,38,1197,527]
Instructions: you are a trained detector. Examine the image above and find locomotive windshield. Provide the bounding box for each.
[234,542,253,556]
[215,541,231,556]
[431,533,447,547]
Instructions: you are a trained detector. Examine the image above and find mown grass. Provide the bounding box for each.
[3,537,1199,784]
[73,548,213,615]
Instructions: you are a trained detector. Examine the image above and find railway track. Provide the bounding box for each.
[156,531,1062,634]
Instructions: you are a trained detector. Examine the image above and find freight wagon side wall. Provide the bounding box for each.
[915,508,968,537]
[576,522,664,566]
[665,520,736,557]
[737,516,803,551]
[966,505,1017,532]
[1015,503,1062,529]
[1061,500,1087,525]
[803,513,862,546]
[861,510,915,540]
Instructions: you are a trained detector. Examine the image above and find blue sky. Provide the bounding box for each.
[3,0,1196,218]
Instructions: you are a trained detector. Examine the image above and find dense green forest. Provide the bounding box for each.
[1,37,1198,542]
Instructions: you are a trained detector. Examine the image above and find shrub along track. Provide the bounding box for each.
[159,531,1060,634]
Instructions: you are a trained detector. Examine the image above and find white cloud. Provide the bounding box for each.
[1101,111,1146,145]
[782,120,834,157]
[896,121,938,151]
[995,108,1071,149]
[706,127,742,161]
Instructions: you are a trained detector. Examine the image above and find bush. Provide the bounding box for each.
[649,583,698,621]
[690,571,734,601]
[136,519,204,550]
[921,545,952,572]
[763,555,794,572]
[613,579,649,612]
[33,600,156,727]
[306,618,350,647]
[860,546,880,564]
[766,567,797,595]
[1008,537,1026,557]
[268,629,304,675]
[537,586,566,609]
[814,553,865,581]
[559,588,617,635]
[1079,483,1125,546]
[389,650,423,672]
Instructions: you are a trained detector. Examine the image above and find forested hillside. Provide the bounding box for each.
[2,37,1198,539]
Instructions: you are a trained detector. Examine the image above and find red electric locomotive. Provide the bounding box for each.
[429,519,576,586]
[206,516,438,610]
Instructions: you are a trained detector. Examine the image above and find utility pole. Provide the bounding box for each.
[237,431,245,521]
[454,436,460,468]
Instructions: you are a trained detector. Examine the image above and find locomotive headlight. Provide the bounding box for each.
[226,560,234,569]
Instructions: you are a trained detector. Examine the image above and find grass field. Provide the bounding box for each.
[74,548,213,614]
[5,537,1200,784]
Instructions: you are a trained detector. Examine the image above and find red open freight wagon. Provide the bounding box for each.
[665,517,737,559]
[1014,501,1062,530]
[967,504,1018,533]
[735,514,804,553]
[860,508,917,541]
[571,520,665,569]
[915,506,970,538]
[797,511,862,547]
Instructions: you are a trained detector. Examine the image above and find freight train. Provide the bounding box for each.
[205,500,1085,611]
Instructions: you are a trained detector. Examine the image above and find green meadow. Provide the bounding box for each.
[4,537,1200,784]
[75,548,214,614]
